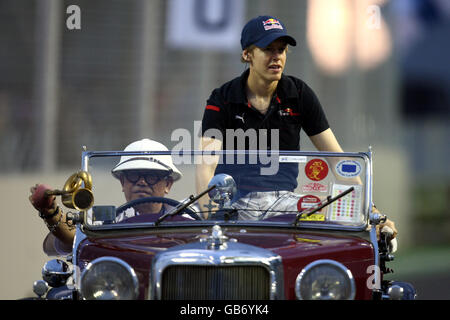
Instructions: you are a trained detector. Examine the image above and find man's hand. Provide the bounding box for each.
[372,205,398,240]
[378,218,397,238]
[29,184,57,215]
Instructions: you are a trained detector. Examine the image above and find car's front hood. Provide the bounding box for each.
[79,226,372,260]
[77,226,374,299]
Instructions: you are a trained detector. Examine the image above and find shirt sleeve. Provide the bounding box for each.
[201,88,227,141]
[298,83,330,136]
[43,232,72,256]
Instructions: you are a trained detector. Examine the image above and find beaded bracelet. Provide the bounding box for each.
[44,209,63,233]
[39,206,60,220]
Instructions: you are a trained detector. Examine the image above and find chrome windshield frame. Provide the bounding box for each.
[80,149,372,233]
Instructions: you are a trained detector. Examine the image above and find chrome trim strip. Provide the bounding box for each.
[363,151,372,226]
[366,147,380,293]
[369,224,380,290]
[71,224,86,291]
[295,259,356,300]
[85,220,368,232]
[82,149,370,158]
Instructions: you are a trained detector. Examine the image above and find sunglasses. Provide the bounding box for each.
[123,171,169,185]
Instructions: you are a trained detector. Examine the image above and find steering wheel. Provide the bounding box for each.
[115,196,201,220]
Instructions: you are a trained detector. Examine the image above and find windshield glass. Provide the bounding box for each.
[82,150,371,231]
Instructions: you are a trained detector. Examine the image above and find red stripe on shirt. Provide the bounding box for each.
[206,105,220,112]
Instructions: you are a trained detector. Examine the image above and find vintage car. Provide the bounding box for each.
[28,147,416,300]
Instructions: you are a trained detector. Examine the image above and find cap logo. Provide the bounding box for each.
[262,18,283,31]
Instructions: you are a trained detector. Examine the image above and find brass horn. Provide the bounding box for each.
[45,171,94,211]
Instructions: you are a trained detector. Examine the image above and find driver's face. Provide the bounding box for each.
[120,171,174,214]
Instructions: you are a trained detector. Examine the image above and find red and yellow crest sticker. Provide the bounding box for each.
[305,158,329,181]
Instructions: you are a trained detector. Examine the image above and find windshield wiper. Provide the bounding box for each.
[155,185,216,225]
[293,186,355,227]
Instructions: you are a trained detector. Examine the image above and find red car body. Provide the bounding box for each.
[77,226,374,300]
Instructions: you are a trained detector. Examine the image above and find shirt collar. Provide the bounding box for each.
[227,69,249,104]
[229,68,299,104]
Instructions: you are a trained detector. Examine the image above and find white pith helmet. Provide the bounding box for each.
[111,139,182,181]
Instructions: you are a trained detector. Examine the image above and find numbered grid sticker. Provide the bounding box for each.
[328,184,362,223]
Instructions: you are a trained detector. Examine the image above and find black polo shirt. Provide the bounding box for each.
[201,69,330,192]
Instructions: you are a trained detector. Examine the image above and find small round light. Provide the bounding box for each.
[33,280,49,297]
[295,259,355,300]
[387,285,404,300]
[80,257,139,300]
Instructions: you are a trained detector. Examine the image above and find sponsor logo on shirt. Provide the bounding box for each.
[235,113,245,124]
[279,108,299,116]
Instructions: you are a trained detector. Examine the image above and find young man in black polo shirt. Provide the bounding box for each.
[196,16,396,235]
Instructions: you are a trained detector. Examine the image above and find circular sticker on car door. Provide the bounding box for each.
[336,160,362,178]
[297,195,325,221]
[305,159,329,181]
[297,195,321,212]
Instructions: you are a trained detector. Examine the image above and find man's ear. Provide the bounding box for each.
[242,49,251,62]
[119,175,126,192]
[164,178,174,194]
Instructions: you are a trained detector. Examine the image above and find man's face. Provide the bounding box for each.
[120,170,174,213]
[245,38,288,82]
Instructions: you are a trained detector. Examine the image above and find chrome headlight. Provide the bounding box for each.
[295,259,355,300]
[80,257,139,300]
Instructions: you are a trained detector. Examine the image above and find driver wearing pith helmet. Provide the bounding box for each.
[111,139,182,219]
[30,138,184,254]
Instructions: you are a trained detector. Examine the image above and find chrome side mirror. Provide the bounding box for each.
[42,259,72,288]
[208,174,237,208]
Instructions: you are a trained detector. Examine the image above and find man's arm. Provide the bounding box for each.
[309,128,351,181]
[309,128,398,238]
[30,184,75,246]
[195,137,222,218]
[308,128,344,152]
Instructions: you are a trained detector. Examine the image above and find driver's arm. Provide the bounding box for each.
[43,208,76,245]
[195,137,222,218]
